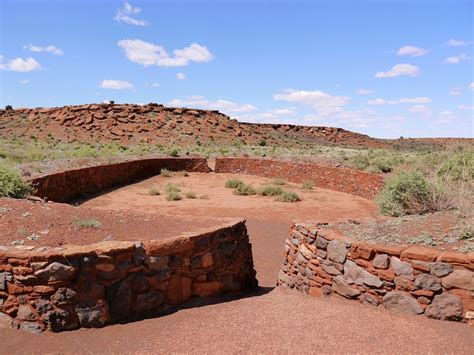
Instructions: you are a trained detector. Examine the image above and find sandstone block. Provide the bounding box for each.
[390,257,414,280]
[373,254,389,269]
[430,263,453,277]
[383,291,423,315]
[327,240,348,264]
[425,293,463,321]
[344,260,383,288]
[414,273,442,292]
[34,262,76,283]
[442,269,474,291]
[332,275,361,299]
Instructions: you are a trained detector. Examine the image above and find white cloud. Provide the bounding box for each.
[23,44,63,55]
[469,82,474,90]
[396,45,428,57]
[118,39,213,67]
[449,87,462,96]
[151,82,160,87]
[356,88,374,95]
[375,63,419,78]
[168,95,257,114]
[408,104,430,113]
[273,89,350,114]
[176,72,186,80]
[236,108,297,124]
[458,104,474,111]
[437,110,455,123]
[0,56,42,72]
[444,53,470,64]
[446,39,471,47]
[19,79,29,85]
[114,2,148,26]
[99,79,134,90]
[367,98,395,105]
[399,97,432,104]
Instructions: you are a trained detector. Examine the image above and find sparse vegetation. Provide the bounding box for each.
[0,165,33,198]
[74,218,101,229]
[168,148,179,157]
[257,185,284,196]
[180,170,190,177]
[271,178,286,185]
[166,191,182,201]
[160,168,172,177]
[348,149,405,173]
[148,187,160,196]
[164,183,181,193]
[275,190,301,202]
[225,178,245,189]
[185,191,197,199]
[233,183,256,196]
[302,180,313,190]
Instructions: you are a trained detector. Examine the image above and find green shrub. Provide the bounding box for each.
[166,191,182,201]
[275,191,301,202]
[148,187,160,196]
[160,168,172,177]
[302,180,313,190]
[74,218,101,228]
[164,183,181,193]
[185,191,197,199]
[225,178,245,189]
[168,149,179,157]
[271,178,286,185]
[437,150,474,182]
[376,170,430,216]
[348,149,405,173]
[257,185,284,196]
[0,165,33,198]
[233,183,256,196]
[180,171,189,177]
[258,140,267,147]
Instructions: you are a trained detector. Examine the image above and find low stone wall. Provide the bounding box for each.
[214,158,384,199]
[29,157,210,203]
[278,224,473,322]
[0,220,257,333]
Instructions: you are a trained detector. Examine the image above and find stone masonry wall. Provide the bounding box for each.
[29,157,210,203]
[0,220,257,333]
[278,224,473,322]
[214,158,384,199]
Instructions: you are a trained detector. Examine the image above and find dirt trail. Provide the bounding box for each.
[1,173,472,353]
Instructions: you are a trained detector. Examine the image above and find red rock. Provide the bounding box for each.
[308,287,322,297]
[166,275,192,305]
[438,252,470,265]
[349,243,375,260]
[373,244,405,256]
[193,281,224,297]
[411,289,434,297]
[376,269,395,282]
[401,246,438,262]
[449,289,474,313]
[32,285,55,294]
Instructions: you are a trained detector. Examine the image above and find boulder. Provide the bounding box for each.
[344,260,383,288]
[383,291,423,315]
[34,262,76,282]
[430,263,453,277]
[441,269,474,291]
[390,257,414,280]
[327,240,349,264]
[425,293,463,321]
[332,275,361,299]
[373,254,389,269]
[414,273,442,292]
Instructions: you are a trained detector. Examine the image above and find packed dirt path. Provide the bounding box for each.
[2,172,473,353]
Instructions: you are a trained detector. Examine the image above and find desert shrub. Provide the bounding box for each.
[164,183,181,193]
[185,191,197,199]
[271,178,286,185]
[233,183,256,196]
[166,191,182,201]
[302,180,313,190]
[275,190,301,202]
[376,170,430,216]
[160,168,172,177]
[148,187,160,196]
[0,165,33,198]
[258,140,267,147]
[74,218,101,228]
[437,150,474,182]
[225,178,245,189]
[257,185,284,196]
[348,149,404,173]
[180,170,189,177]
[168,148,179,157]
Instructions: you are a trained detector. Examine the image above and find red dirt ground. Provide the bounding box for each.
[1,172,473,352]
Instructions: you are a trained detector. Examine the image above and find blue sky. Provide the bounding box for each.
[1,0,473,138]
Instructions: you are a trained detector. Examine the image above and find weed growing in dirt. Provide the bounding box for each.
[148,187,160,196]
[180,171,190,177]
[160,168,172,177]
[168,148,179,157]
[233,183,256,196]
[348,149,405,173]
[225,178,245,189]
[271,178,286,185]
[302,180,313,190]
[407,232,438,246]
[164,183,181,193]
[185,191,197,199]
[257,185,284,196]
[166,191,182,201]
[74,218,101,228]
[0,165,33,198]
[275,190,301,202]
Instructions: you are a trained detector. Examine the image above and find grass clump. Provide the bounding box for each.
[302,180,313,190]
[160,168,172,177]
[348,149,405,173]
[74,218,101,229]
[180,171,190,177]
[164,183,181,193]
[271,178,286,185]
[275,190,301,202]
[376,170,431,216]
[185,191,197,199]
[168,148,179,157]
[166,191,182,201]
[225,178,245,189]
[257,185,284,196]
[148,187,160,196]
[233,183,256,196]
[0,165,33,198]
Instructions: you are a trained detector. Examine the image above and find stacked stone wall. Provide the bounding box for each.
[214,158,384,199]
[278,224,473,322]
[0,220,257,332]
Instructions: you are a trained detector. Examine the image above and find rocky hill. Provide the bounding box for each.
[0,103,387,148]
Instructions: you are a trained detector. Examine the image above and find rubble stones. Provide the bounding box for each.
[425,293,463,321]
[34,262,76,282]
[414,274,442,292]
[383,291,423,315]
[390,257,414,280]
[372,254,389,269]
[441,269,474,291]
[344,260,383,288]
[332,275,361,298]
[327,240,348,264]
[430,263,453,277]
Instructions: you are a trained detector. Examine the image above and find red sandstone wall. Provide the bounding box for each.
[29,157,210,203]
[0,220,257,333]
[278,224,474,323]
[214,158,384,199]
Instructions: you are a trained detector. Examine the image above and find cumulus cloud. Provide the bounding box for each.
[23,44,63,55]
[375,63,419,78]
[446,39,471,47]
[118,39,213,67]
[408,104,430,113]
[168,96,257,114]
[458,104,474,111]
[236,108,297,124]
[151,82,160,87]
[99,79,134,90]
[367,98,396,105]
[114,2,148,26]
[176,72,186,80]
[399,97,432,103]
[396,45,428,57]
[0,56,42,72]
[356,88,374,95]
[444,53,470,64]
[273,89,350,114]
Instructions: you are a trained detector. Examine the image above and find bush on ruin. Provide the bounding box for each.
[0,165,33,198]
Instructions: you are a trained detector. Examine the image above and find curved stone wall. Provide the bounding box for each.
[214,158,384,199]
[0,220,257,333]
[278,223,473,322]
[29,157,210,203]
